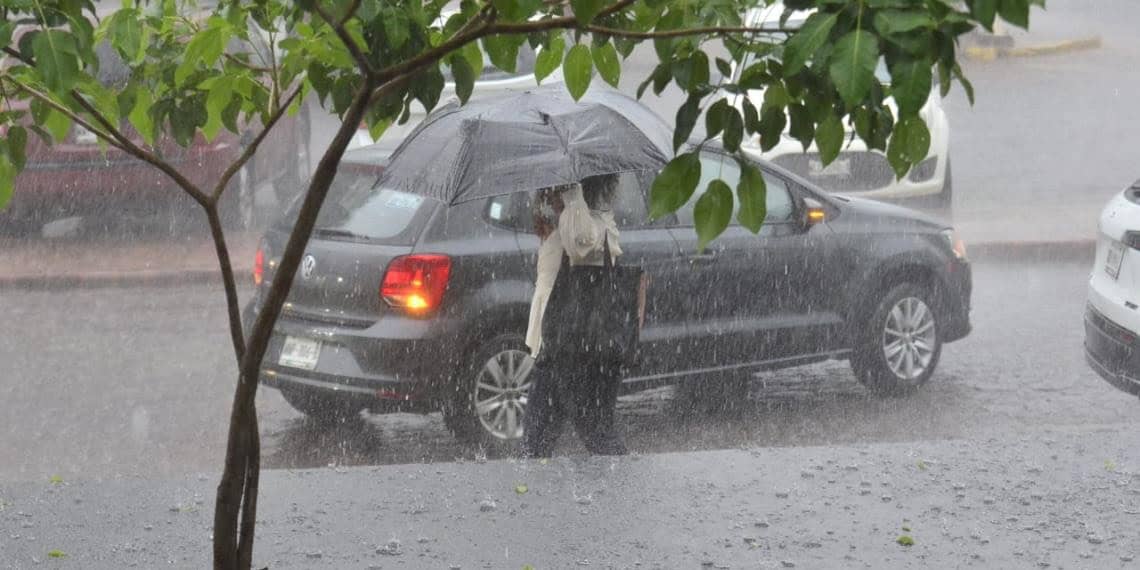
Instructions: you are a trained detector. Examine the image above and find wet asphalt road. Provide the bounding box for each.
[1,257,1137,483]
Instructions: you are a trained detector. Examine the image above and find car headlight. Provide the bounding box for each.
[942,229,967,260]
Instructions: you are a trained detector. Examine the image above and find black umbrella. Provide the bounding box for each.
[376,84,672,204]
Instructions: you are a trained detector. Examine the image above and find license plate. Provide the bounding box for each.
[279,336,321,370]
[1106,241,1126,280]
[809,157,851,177]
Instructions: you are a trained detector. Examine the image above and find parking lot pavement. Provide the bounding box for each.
[2,257,1135,483]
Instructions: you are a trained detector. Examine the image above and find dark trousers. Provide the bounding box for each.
[522,353,626,457]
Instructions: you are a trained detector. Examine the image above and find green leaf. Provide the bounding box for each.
[413,66,446,114]
[722,107,744,152]
[741,97,761,134]
[829,30,880,108]
[999,0,1030,28]
[896,535,915,547]
[483,35,521,74]
[650,152,701,219]
[564,44,593,100]
[6,126,28,170]
[704,98,730,140]
[694,179,733,251]
[32,31,81,93]
[47,549,67,559]
[515,484,529,495]
[535,35,565,83]
[672,51,710,91]
[571,0,604,25]
[592,42,620,88]
[787,103,814,152]
[782,12,838,76]
[0,155,14,211]
[889,58,932,117]
[203,81,233,141]
[0,21,12,50]
[176,25,230,86]
[673,94,701,151]
[449,55,476,104]
[43,110,72,143]
[108,9,144,63]
[951,63,975,105]
[369,118,391,142]
[887,116,931,178]
[129,89,155,146]
[873,10,935,36]
[736,162,767,233]
[815,112,844,165]
[757,105,786,152]
[716,58,733,80]
[970,0,998,30]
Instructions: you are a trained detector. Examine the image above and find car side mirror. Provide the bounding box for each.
[802,197,826,228]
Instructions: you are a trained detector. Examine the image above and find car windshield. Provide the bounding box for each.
[279,169,428,242]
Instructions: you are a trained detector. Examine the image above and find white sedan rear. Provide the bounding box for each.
[1085,183,1140,395]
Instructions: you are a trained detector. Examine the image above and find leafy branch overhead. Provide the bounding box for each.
[1,0,1031,244]
[0,1,1032,568]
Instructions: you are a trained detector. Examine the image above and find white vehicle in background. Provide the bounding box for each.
[347,42,563,154]
[1085,183,1140,396]
[732,3,952,214]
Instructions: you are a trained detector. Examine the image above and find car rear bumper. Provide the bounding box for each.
[243,299,462,411]
[1085,304,1140,396]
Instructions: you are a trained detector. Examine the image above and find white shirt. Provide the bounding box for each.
[525,185,622,356]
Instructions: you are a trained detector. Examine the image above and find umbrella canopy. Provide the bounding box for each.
[376,84,672,204]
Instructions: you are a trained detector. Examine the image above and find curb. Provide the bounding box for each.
[0,269,237,291]
[964,35,1103,61]
[0,241,1096,291]
[968,239,1095,264]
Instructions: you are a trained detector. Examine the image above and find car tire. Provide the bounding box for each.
[443,333,534,450]
[851,283,943,396]
[279,387,363,426]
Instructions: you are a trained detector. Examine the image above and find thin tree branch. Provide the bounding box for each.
[313,2,375,78]
[235,413,260,568]
[68,90,212,208]
[210,85,303,204]
[587,23,794,39]
[223,53,273,73]
[595,0,637,20]
[339,0,362,26]
[0,75,128,155]
[205,207,246,364]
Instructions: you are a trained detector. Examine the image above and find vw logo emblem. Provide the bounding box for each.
[301,255,317,280]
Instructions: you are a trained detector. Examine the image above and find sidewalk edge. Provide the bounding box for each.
[965,35,1102,61]
[0,240,1096,291]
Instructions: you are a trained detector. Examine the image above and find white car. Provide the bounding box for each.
[347,42,563,154]
[732,4,952,213]
[1085,183,1140,396]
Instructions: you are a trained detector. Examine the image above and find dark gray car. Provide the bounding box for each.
[244,143,972,448]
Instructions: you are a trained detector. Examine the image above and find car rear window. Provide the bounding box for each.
[279,169,432,243]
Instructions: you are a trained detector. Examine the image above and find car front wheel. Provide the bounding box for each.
[852,284,943,395]
[443,334,534,450]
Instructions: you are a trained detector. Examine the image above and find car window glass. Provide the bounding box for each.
[280,170,428,242]
[492,171,655,233]
[675,153,795,225]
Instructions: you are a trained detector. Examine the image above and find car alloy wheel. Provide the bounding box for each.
[882,296,938,381]
[473,348,534,440]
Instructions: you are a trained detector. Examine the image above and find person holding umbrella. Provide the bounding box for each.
[522,174,629,457]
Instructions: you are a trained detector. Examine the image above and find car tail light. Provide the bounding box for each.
[253,244,266,286]
[381,254,452,314]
